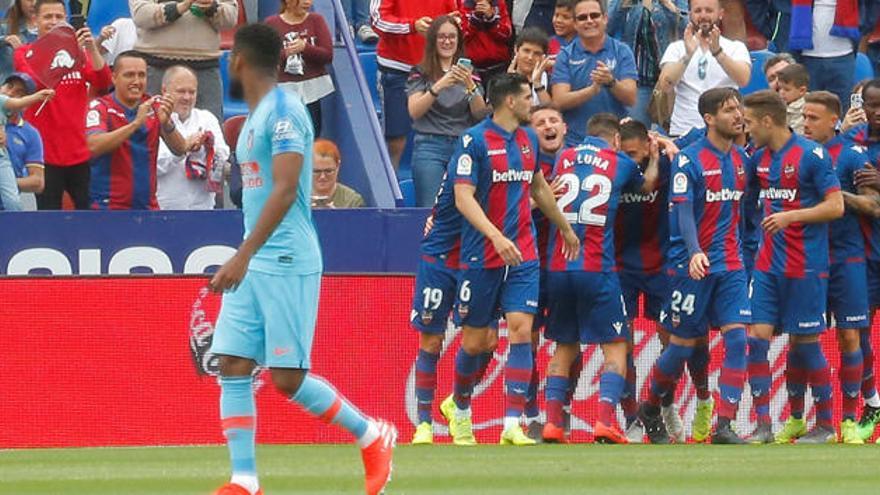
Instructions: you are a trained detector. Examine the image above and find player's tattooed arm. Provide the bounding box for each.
[454,183,524,266]
[530,171,580,261]
[843,189,880,218]
[638,136,661,193]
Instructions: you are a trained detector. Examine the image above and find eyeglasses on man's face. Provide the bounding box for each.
[575,12,603,22]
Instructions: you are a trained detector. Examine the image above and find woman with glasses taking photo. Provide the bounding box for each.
[407,15,489,208]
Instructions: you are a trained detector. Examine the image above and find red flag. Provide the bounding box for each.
[21,24,84,89]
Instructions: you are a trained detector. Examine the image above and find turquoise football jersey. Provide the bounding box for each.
[237,87,322,275]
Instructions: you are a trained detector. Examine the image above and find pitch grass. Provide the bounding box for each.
[2,444,880,494]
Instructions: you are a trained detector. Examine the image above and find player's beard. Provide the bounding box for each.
[229,77,244,101]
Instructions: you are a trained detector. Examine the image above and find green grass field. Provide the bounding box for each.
[2,444,880,494]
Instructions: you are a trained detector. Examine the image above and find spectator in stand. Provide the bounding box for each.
[157,65,229,210]
[775,62,809,135]
[508,27,554,106]
[841,79,869,134]
[341,0,378,43]
[0,72,51,211]
[787,0,860,113]
[370,0,458,170]
[130,0,238,121]
[763,52,795,92]
[266,0,333,137]
[0,0,38,79]
[608,0,688,127]
[407,15,487,207]
[14,0,112,210]
[745,0,790,52]
[97,17,136,67]
[4,73,44,211]
[311,138,365,208]
[656,0,750,136]
[550,0,638,146]
[514,0,555,36]
[85,51,188,210]
[549,0,577,55]
[459,0,512,90]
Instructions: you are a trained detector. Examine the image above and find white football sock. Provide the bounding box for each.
[230,474,259,495]
[866,392,880,408]
[503,416,520,431]
[357,421,380,448]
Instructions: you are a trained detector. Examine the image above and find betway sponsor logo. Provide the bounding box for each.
[620,190,659,204]
[493,169,534,183]
[705,188,744,202]
[759,188,798,201]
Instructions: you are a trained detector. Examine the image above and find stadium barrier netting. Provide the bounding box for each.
[1,275,877,448]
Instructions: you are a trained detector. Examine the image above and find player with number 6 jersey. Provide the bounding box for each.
[445,74,579,447]
[542,113,658,444]
[639,88,752,445]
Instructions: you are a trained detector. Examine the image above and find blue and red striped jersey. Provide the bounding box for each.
[826,135,869,265]
[548,136,645,273]
[420,170,462,268]
[533,151,556,269]
[842,123,880,262]
[748,134,841,277]
[452,118,540,269]
[668,137,748,274]
[86,93,160,210]
[614,155,670,274]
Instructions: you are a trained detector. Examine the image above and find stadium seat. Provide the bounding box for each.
[741,50,772,96]
[86,0,130,32]
[398,179,415,207]
[855,52,875,84]
[222,115,247,151]
[219,51,249,120]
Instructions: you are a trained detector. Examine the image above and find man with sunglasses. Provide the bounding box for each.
[550,0,637,147]
[656,0,751,137]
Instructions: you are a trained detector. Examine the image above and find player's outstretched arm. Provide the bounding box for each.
[530,171,580,260]
[761,191,844,235]
[210,151,304,292]
[454,182,523,266]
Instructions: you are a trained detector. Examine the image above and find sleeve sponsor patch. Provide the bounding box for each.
[457,154,473,175]
[673,172,688,194]
[272,117,300,143]
[86,109,100,128]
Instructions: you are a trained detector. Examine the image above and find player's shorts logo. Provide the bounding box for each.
[671,312,681,328]
[458,304,469,319]
[421,310,434,325]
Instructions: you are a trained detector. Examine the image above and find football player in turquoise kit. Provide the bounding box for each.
[208,24,395,495]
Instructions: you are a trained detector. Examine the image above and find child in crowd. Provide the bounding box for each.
[775,63,809,135]
[459,0,513,90]
[549,0,576,55]
[0,73,53,211]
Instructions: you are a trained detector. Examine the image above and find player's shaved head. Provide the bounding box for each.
[233,23,283,77]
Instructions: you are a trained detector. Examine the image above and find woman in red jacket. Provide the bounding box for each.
[459,0,512,91]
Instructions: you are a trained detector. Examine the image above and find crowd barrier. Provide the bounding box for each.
[2,274,876,448]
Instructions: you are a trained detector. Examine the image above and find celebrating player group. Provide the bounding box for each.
[409,73,880,446]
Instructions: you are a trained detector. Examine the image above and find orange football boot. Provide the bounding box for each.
[361,419,397,495]
[542,422,570,444]
[594,421,629,444]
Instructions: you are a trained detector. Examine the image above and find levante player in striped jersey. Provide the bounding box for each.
[445,73,580,446]
[639,88,752,444]
[842,78,880,440]
[542,113,659,444]
[802,90,879,444]
[743,90,843,444]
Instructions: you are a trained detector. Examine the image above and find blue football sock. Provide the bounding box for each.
[220,376,257,477]
[648,343,692,406]
[453,347,482,410]
[505,342,532,419]
[292,374,369,440]
[718,327,747,420]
